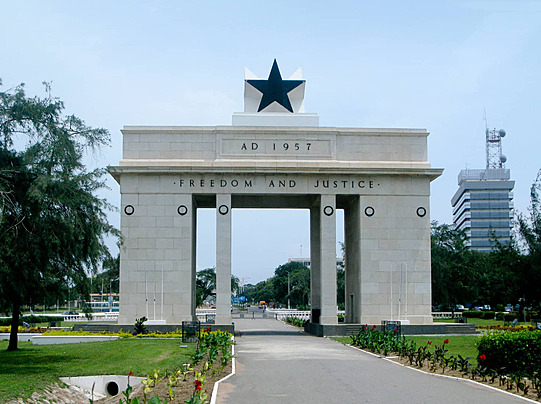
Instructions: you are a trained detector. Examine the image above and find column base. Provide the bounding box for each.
[359,315,433,325]
[215,315,233,325]
[319,316,338,325]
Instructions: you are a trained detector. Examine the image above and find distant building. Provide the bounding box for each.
[288,257,344,269]
[451,169,514,251]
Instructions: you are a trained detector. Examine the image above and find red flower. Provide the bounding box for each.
[372,325,377,330]
[427,341,432,345]
[196,385,202,390]
[393,328,398,332]
[479,354,487,361]
[443,339,449,344]
[128,371,134,376]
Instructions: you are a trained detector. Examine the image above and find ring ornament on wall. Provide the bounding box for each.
[218,205,229,215]
[417,207,427,217]
[364,206,375,217]
[177,205,188,216]
[323,206,334,216]
[124,205,135,216]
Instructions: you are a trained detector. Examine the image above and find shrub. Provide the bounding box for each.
[134,316,148,334]
[495,312,505,321]
[283,317,307,327]
[462,310,483,319]
[350,327,406,356]
[504,312,518,322]
[527,311,539,321]
[0,315,64,326]
[481,311,495,320]
[477,330,541,376]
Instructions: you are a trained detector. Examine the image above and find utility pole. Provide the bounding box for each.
[288,273,291,310]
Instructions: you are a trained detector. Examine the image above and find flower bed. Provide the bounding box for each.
[476,324,536,332]
[97,329,234,403]
[348,326,541,401]
[283,317,307,328]
[477,330,541,376]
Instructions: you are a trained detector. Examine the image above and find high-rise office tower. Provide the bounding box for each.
[452,128,514,251]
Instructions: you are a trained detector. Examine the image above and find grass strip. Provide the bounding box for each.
[331,335,480,365]
[0,339,195,401]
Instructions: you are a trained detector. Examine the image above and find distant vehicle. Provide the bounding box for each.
[89,301,119,312]
[505,304,513,312]
[482,305,491,311]
[63,311,79,315]
[455,305,465,311]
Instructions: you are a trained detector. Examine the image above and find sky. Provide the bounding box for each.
[2,1,540,284]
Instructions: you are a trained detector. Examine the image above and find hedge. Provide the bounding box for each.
[481,311,495,320]
[0,315,64,326]
[477,330,541,376]
[462,310,483,318]
[494,312,541,322]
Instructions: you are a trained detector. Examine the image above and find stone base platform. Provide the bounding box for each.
[73,323,235,334]
[305,322,478,337]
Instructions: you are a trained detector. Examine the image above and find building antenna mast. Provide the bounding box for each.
[484,109,507,169]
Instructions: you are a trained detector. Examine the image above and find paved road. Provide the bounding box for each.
[216,319,527,404]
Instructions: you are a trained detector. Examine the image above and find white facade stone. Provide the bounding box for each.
[111,125,441,325]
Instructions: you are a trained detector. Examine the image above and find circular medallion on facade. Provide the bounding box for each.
[218,204,229,215]
[417,207,427,217]
[124,205,135,215]
[323,206,334,216]
[177,205,188,216]
[364,206,375,217]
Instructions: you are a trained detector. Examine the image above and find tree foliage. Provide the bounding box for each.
[91,254,120,295]
[431,171,541,311]
[0,80,116,350]
[195,267,239,306]
[513,169,541,308]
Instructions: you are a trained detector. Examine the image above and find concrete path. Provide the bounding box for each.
[216,319,528,404]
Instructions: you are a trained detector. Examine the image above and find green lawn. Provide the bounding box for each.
[433,317,533,327]
[331,335,481,366]
[0,339,195,402]
[407,335,480,365]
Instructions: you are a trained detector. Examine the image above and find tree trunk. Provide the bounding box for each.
[7,301,20,351]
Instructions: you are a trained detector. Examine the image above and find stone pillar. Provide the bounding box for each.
[344,197,361,323]
[118,186,195,325]
[191,201,198,320]
[319,195,338,325]
[310,204,321,322]
[358,193,433,325]
[215,194,232,324]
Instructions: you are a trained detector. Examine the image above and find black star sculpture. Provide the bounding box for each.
[247,59,304,113]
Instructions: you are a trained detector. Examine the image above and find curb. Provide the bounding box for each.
[337,340,539,404]
[210,336,236,404]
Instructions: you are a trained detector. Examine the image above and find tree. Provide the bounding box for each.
[195,267,240,306]
[513,169,541,309]
[337,241,345,309]
[0,80,116,350]
[196,267,216,306]
[272,261,308,305]
[287,265,310,307]
[92,254,120,295]
[430,221,479,309]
